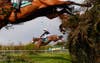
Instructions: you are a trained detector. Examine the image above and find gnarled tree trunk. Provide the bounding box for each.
[60,0,100,63]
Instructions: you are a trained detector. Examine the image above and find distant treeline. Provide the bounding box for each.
[0,42,66,50]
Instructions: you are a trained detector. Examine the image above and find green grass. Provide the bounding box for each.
[0,51,72,63]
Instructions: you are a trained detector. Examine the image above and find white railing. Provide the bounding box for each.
[0,49,68,53]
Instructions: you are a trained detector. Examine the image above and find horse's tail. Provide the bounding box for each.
[59,35,63,39]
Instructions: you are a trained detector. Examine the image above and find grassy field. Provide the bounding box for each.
[0,50,72,63]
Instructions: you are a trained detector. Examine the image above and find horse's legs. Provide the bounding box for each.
[39,0,69,6]
[39,0,91,7]
[35,40,42,48]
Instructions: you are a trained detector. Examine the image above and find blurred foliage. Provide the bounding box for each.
[0,42,65,50]
[0,51,70,63]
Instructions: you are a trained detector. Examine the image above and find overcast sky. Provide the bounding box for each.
[0,0,84,45]
[0,17,64,45]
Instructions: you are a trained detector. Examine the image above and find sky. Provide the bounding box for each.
[0,17,64,45]
[0,0,84,46]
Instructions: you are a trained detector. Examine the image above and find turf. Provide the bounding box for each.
[0,51,72,63]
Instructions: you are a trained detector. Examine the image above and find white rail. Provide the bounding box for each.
[0,49,68,52]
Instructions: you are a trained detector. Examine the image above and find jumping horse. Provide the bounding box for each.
[0,0,91,29]
[32,35,63,48]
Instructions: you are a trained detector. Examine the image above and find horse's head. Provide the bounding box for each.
[59,24,66,34]
[32,38,40,43]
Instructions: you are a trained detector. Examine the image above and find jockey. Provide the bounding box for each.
[40,28,50,38]
[11,0,22,12]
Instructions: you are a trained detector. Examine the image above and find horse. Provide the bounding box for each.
[59,10,85,34]
[32,35,64,48]
[0,0,91,29]
[59,14,69,34]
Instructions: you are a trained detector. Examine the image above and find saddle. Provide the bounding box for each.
[21,1,32,7]
[41,38,48,43]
